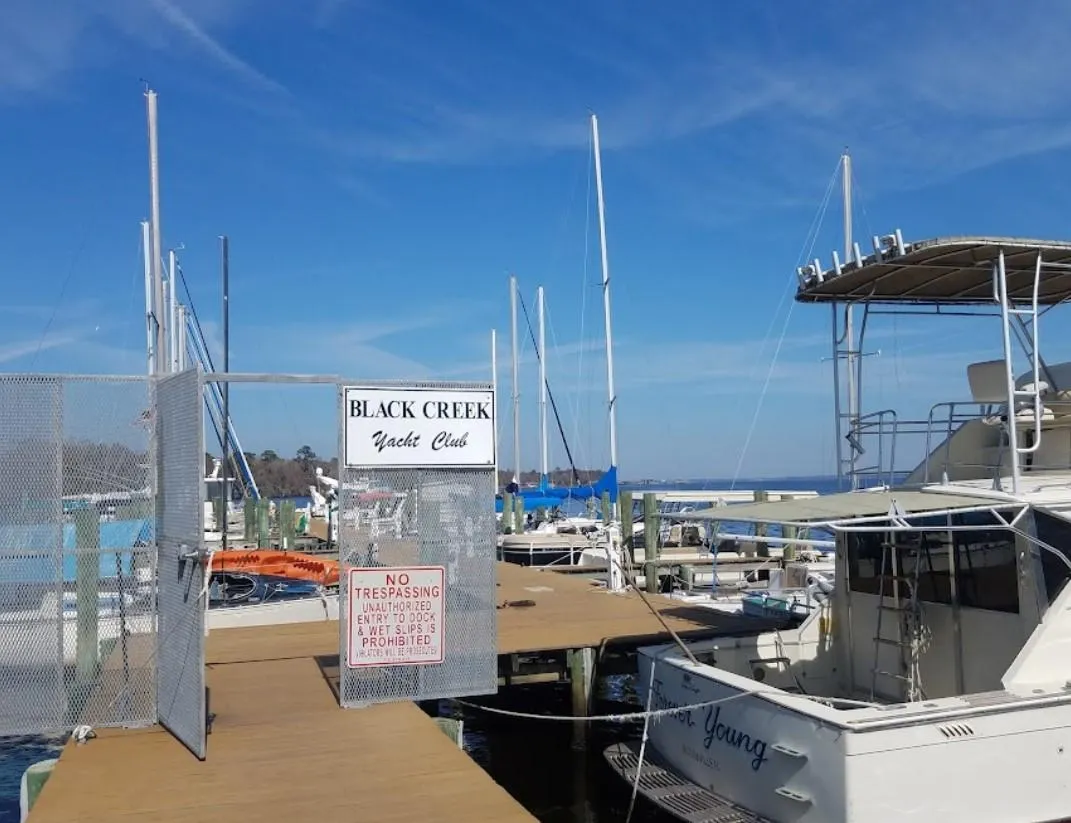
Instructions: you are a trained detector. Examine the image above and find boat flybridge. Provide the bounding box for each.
[607,235,1071,823]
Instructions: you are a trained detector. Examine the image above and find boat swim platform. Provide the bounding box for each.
[27,562,779,823]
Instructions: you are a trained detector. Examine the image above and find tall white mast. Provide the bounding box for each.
[842,150,858,490]
[141,220,155,375]
[168,249,178,373]
[491,328,499,484]
[537,285,549,482]
[591,113,619,471]
[509,274,521,484]
[145,87,166,375]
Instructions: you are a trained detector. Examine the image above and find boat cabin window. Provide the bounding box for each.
[1036,510,1071,604]
[846,509,1018,613]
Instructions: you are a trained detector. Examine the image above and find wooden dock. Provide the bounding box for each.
[27,562,777,822]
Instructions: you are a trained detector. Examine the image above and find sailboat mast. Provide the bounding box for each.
[537,285,549,482]
[591,113,619,472]
[168,249,178,373]
[145,87,166,375]
[509,274,521,484]
[842,150,858,490]
[141,220,155,375]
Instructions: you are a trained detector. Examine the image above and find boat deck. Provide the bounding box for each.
[27,563,772,822]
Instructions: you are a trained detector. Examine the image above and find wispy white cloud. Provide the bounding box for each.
[0,0,284,99]
[0,332,80,364]
[145,0,289,97]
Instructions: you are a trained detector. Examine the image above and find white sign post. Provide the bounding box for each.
[346,566,445,668]
[342,385,496,469]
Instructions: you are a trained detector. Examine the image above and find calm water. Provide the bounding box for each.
[0,475,841,821]
[427,677,678,823]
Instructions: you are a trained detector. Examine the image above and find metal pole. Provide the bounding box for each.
[509,274,521,485]
[537,285,548,483]
[221,236,231,550]
[145,88,166,375]
[591,114,619,474]
[996,252,1021,494]
[176,305,187,371]
[141,221,155,376]
[842,150,858,490]
[168,249,178,373]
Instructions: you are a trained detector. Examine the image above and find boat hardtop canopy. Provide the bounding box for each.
[796,235,1071,306]
[669,487,1008,528]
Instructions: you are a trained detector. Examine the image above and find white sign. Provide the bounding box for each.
[342,385,496,468]
[346,566,445,668]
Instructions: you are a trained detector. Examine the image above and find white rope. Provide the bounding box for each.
[72,725,96,745]
[625,655,658,823]
[451,683,880,724]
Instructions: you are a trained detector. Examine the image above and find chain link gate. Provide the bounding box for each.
[0,375,157,737]
[154,368,208,759]
[337,381,499,706]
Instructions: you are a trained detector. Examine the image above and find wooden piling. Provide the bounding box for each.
[243,501,256,542]
[502,492,513,534]
[568,647,595,750]
[781,494,797,561]
[600,491,611,524]
[256,500,270,548]
[212,498,225,537]
[513,495,525,534]
[73,507,99,688]
[619,490,634,565]
[752,490,770,559]
[643,493,660,592]
[279,500,296,550]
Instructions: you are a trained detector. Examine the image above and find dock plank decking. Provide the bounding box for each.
[28,562,764,822]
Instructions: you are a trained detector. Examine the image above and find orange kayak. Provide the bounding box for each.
[210,550,339,587]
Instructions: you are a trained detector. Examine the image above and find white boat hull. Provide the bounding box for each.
[639,649,1071,823]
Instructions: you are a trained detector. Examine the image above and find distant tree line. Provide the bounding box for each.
[207,447,339,499]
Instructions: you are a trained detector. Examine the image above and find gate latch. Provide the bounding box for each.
[177,543,210,564]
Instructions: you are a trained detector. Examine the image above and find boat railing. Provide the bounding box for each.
[851,403,996,487]
[852,396,1071,488]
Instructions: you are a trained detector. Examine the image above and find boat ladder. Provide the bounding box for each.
[870,536,934,702]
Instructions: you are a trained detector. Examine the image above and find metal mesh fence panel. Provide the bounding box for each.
[337,381,498,707]
[0,375,157,736]
[155,368,206,759]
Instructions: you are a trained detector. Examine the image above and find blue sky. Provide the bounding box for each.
[3,0,1071,481]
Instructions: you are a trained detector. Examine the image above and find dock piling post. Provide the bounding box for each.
[502,492,513,534]
[782,494,798,561]
[256,499,270,548]
[243,501,256,542]
[568,647,595,750]
[643,493,660,592]
[600,491,611,524]
[74,507,100,690]
[619,490,634,566]
[279,500,296,550]
[513,495,525,534]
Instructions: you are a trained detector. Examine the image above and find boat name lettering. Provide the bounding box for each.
[349,398,491,421]
[702,705,768,772]
[650,678,696,727]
